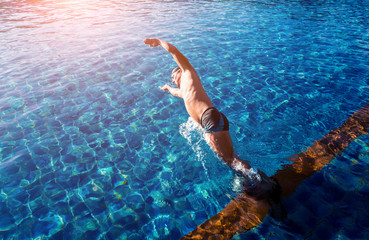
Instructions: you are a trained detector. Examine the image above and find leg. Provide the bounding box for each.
[206,132,282,197]
[205,131,251,173]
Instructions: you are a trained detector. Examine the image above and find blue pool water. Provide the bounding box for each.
[1,0,369,239]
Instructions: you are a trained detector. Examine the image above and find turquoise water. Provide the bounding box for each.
[1,0,369,239]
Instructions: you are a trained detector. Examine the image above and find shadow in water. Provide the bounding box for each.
[182,103,369,239]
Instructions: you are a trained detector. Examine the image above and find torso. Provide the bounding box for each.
[180,70,213,124]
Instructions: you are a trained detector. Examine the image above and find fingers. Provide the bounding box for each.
[160,85,169,91]
[144,38,159,47]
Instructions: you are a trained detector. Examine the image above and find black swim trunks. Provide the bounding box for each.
[201,107,229,133]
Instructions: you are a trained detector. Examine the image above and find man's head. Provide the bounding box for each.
[171,66,182,88]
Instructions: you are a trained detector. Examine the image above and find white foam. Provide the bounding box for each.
[231,174,243,192]
[179,117,210,179]
[231,159,261,183]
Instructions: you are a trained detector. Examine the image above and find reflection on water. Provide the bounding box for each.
[1,0,369,239]
[184,103,369,239]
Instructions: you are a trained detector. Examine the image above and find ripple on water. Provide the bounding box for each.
[1,0,369,239]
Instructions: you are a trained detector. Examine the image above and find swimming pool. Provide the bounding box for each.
[0,0,368,239]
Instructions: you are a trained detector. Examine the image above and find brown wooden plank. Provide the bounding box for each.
[182,104,369,239]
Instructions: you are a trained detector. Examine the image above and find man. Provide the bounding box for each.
[144,38,281,200]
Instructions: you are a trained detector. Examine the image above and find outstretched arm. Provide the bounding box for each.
[144,38,193,71]
[160,84,183,98]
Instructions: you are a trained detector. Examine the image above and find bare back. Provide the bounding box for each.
[143,38,213,124]
[180,70,214,124]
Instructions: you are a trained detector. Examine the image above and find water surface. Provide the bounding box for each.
[1,0,369,239]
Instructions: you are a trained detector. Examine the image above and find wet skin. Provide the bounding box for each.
[144,38,251,172]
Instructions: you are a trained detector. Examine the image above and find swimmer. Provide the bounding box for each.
[144,38,281,201]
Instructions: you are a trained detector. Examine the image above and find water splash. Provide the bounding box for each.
[179,117,210,180]
[231,160,261,183]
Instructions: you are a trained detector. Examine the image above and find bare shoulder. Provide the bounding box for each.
[182,68,200,81]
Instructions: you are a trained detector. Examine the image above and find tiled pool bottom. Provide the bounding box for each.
[238,134,369,240]
[1,79,368,239]
[0,111,233,239]
[1,125,368,240]
[1,0,369,238]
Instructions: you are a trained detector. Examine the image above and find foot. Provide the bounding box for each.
[243,170,287,221]
[242,170,275,199]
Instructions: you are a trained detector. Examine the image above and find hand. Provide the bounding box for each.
[144,38,160,47]
[160,84,170,91]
